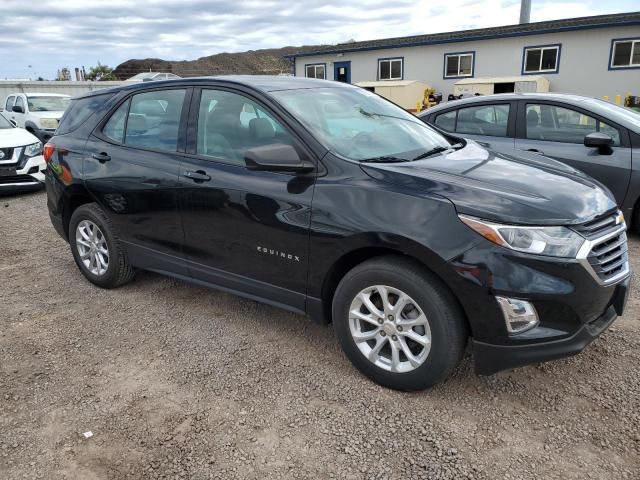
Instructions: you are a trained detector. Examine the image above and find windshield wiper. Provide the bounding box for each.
[360,155,410,163]
[412,143,464,161]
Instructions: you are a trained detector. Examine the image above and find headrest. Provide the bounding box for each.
[249,118,276,139]
[127,114,147,134]
[526,109,539,126]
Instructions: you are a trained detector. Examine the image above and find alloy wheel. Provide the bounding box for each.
[348,285,432,373]
[75,220,109,276]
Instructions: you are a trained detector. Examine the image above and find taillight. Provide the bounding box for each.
[43,143,55,163]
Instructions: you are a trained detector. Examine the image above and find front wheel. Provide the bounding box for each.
[332,255,467,390]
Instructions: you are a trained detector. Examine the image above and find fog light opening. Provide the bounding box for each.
[495,296,539,334]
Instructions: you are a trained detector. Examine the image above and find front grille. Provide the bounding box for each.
[0,147,14,160]
[575,212,629,284]
[0,174,40,185]
[572,209,620,239]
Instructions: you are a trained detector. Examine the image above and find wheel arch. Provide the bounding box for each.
[63,186,95,239]
[313,235,470,334]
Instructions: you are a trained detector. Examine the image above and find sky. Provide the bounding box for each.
[0,0,637,80]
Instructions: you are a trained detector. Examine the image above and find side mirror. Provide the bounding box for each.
[244,144,313,172]
[12,105,25,113]
[584,132,613,153]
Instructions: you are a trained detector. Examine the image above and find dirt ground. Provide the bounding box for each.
[1,190,639,480]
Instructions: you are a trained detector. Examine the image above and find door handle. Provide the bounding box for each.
[526,148,544,155]
[183,170,211,182]
[91,152,111,163]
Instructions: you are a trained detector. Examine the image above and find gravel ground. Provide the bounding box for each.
[1,190,639,480]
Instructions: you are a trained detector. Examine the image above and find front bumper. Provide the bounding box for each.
[446,230,631,375]
[0,154,45,195]
[473,276,629,375]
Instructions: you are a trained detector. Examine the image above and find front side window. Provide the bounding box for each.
[525,104,620,145]
[611,39,640,68]
[272,87,451,161]
[444,53,474,78]
[456,104,510,137]
[523,45,560,74]
[196,89,294,165]
[305,64,326,79]
[378,58,403,80]
[26,96,70,112]
[15,96,25,111]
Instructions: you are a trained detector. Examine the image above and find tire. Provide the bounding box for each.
[332,255,467,391]
[69,203,135,288]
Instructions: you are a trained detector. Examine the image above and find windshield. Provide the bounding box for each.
[0,114,12,129]
[271,87,452,161]
[26,96,70,112]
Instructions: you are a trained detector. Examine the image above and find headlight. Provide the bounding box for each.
[40,118,58,129]
[459,214,585,258]
[24,142,43,157]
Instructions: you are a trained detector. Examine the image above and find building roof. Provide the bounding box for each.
[286,12,640,58]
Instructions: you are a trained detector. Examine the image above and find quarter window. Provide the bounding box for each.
[378,58,403,80]
[444,53,474,78]
[103,99,130,143]
[611,39,640,68]
[434,111,456,131]
[523,45,560,73]
[305,64,326,79]
[196,89,294,166]
[525,104,620,146]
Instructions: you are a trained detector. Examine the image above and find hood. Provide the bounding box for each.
[0,127,39,148]
[28,111,65,120]
[361,141,616,226]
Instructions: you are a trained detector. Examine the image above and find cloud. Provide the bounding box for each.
[0,0,634,79]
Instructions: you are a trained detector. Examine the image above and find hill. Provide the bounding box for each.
[112,45,326,80]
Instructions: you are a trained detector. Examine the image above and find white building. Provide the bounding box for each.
[288,12,640,100]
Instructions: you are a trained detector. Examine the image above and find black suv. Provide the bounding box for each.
[45,77,630,390]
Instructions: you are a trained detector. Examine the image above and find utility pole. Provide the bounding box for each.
[520,0,531,24]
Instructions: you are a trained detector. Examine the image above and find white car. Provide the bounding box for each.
[2,93,70,143]
[0,114,45,194]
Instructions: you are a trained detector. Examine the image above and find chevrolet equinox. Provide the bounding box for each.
[45,77,631,390]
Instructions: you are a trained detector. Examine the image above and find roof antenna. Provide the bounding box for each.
[520,0,531,24]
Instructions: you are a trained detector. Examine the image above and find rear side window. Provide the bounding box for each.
[124,89,186,152]
[434,111,456,131]
[5,96,15,110]
[525,104,621,146]
[103,99,130,143]
[57,93,115,135]
[456,104,510,137]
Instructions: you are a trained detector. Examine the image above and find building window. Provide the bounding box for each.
[305,64,326,79]
[444,52,474,79]
[523,44,560,74]
[378,58,403,80]
[610,38,640,69]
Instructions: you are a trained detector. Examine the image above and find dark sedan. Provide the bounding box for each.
[419,93,640,230]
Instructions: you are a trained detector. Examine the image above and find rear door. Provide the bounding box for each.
[514,101,632,205]
[84,87,192,274]
[429,101,516,152]
[178,86,317,311]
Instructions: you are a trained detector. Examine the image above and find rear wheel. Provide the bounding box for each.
[69,203,135,288]
[332,255,467,390]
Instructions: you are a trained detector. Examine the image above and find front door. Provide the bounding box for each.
[179,87,316,311]
[334,61,351,83]
[515,101,632,206]
[84,87,190,274]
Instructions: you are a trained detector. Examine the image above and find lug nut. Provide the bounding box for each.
[377,318,384,325]
[388,315,394,321]
[380,331,386,337]
[392,335,398,341]
[397,326,403,332]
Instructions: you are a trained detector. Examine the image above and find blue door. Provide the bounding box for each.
[334,61,351,83]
